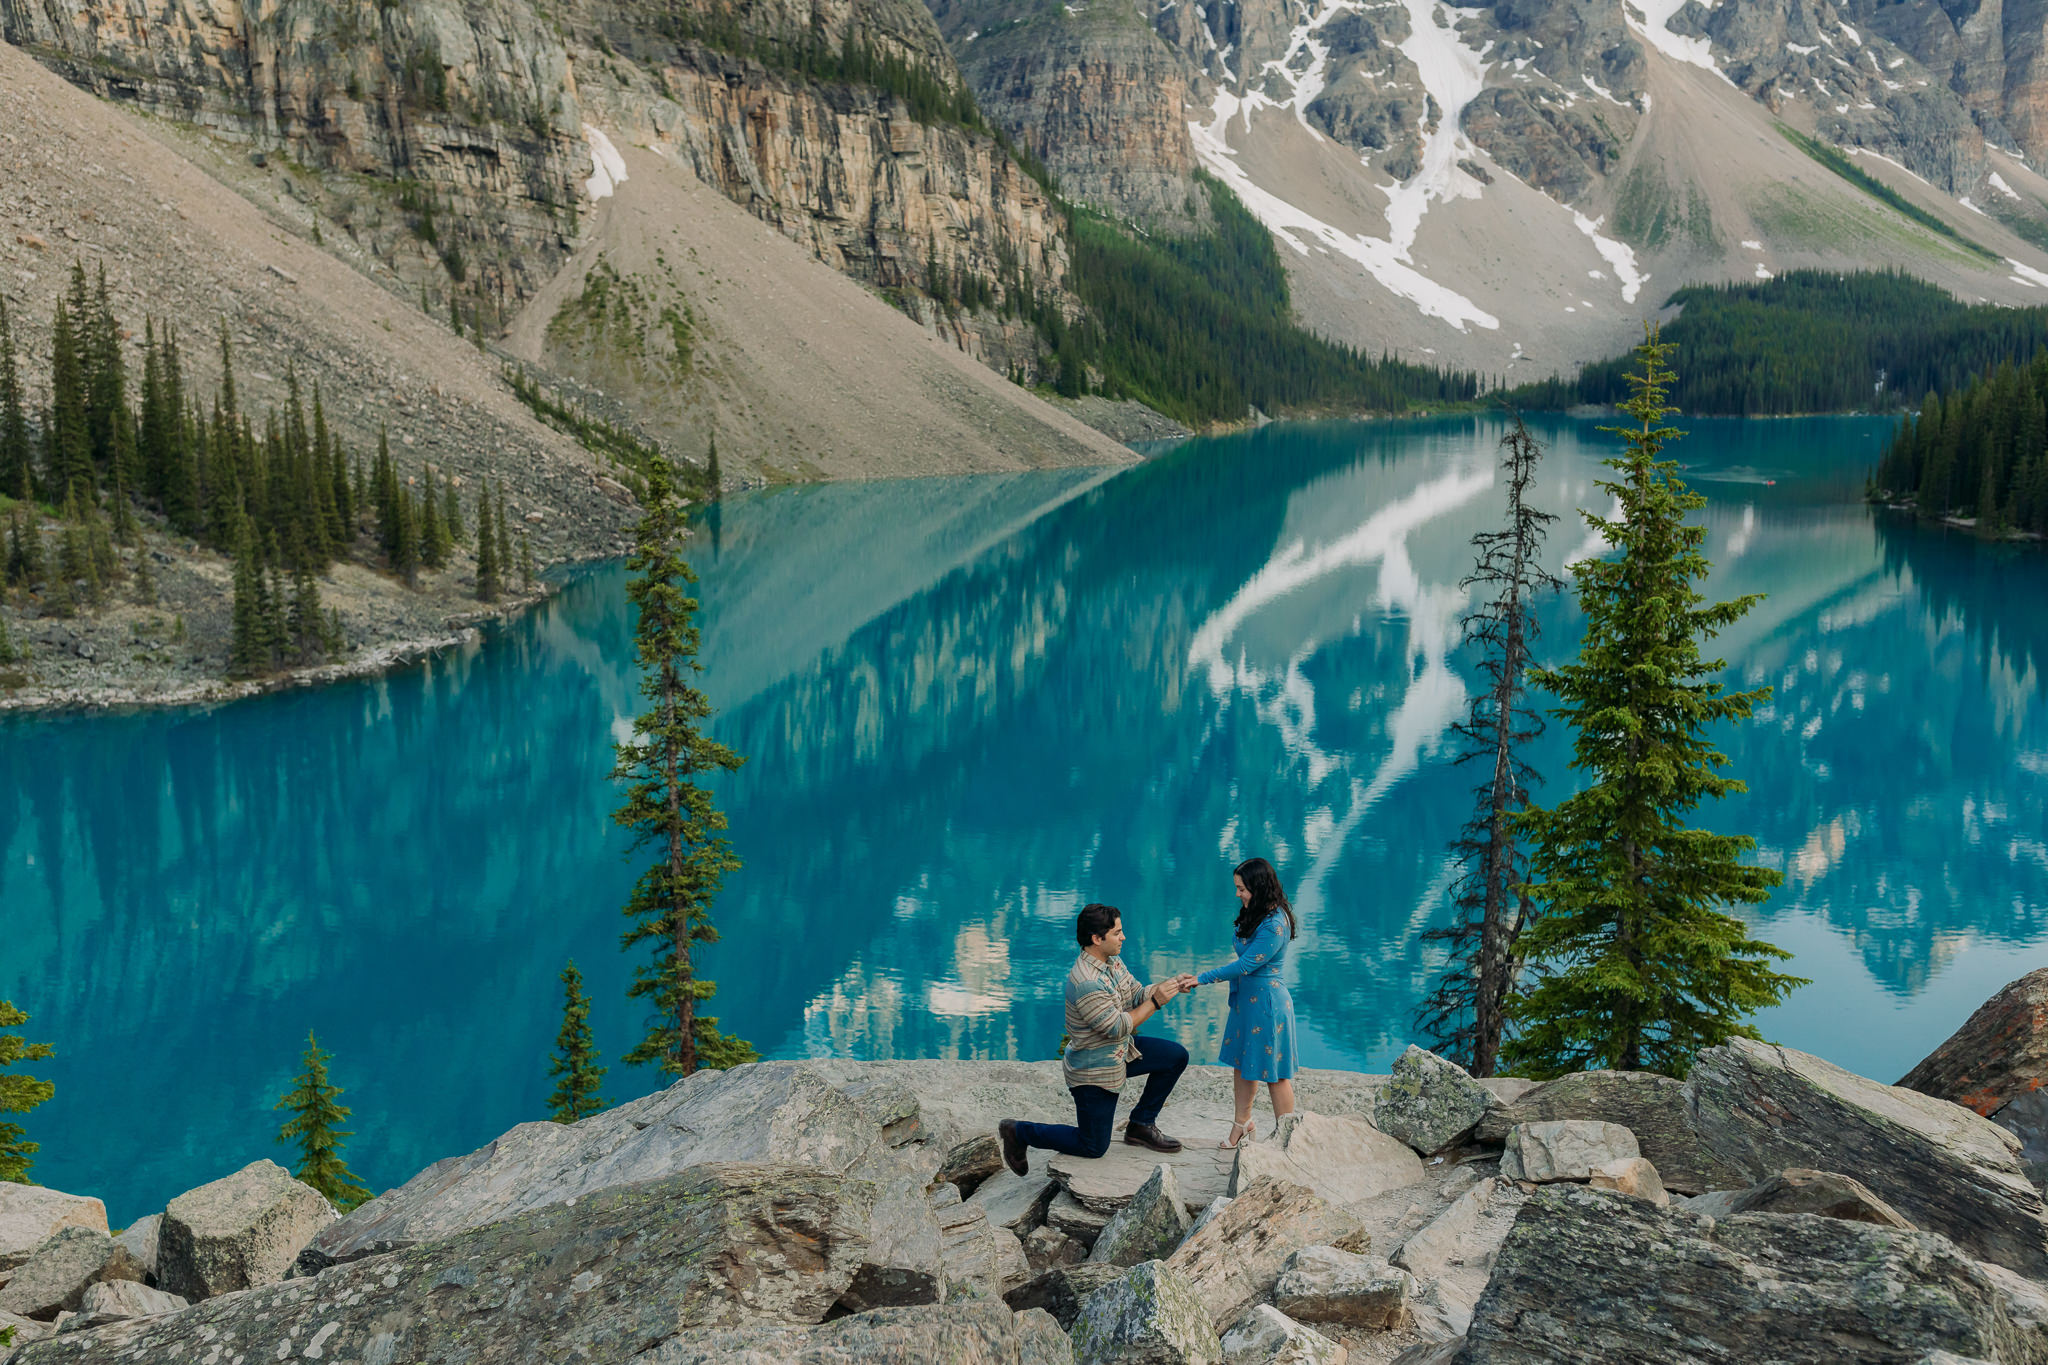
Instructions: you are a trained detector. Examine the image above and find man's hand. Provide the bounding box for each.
[1148,977,1184,1008]
[1176,973,1200,992]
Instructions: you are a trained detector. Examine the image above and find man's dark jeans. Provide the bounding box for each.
[1016,1035,1189,1159]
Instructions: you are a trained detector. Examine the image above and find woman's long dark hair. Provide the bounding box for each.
[1233,857,1298,940]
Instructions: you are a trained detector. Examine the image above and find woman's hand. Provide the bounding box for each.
[1175,973,1200,991]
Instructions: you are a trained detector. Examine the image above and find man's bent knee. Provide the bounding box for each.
[1078,1134,1113,1159]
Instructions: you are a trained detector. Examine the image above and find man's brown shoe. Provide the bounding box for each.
[1124,1121,1183,1154]
[998,1118,1029,1177]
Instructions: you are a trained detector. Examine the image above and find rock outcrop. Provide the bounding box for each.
[18,1164,876,1363]
[1217,1304,1346,1365]
[1475,1069,1741,1194]
[1228,1111,1424,1206]
[0,1229,142,1319]
[1685,1037,2048,1277]
[1006,1262,1128,1329]
[1904,968,2048,1188]
[1454,1183,2047,1363]
[158,1159,335,1300]
[1687,1168,1916,1228]
[1271,1245,1412,1329]
[1089,1164,1190,1269]
[1069,1259,1221,1365]
[56,1281,187,1333]
[1499,1119,1640,1183]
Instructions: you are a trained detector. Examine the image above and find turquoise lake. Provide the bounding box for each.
[6,413,2048,1222]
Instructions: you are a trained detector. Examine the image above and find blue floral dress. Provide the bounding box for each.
[1195,909,1297,1082]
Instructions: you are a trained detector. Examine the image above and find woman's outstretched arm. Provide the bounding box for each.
[1194,913,1285,986]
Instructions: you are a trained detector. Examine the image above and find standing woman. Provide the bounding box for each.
[1189,857,1299,1148]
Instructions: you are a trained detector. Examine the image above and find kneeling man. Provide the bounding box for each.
[999,902,1190,1174]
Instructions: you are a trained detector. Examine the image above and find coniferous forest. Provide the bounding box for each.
[0,263,521,681]
[1513,271,2048,416]
[1871,353,2048,536]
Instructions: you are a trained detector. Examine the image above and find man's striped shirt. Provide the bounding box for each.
[1062,950,1147,1091]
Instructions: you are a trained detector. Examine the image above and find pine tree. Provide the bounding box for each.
[614,456,755,1077]
[706,433,721,495]
[0,297,31,503]
[1416,418,1562,1076]
[229,525,267,678]
[495,484,511,581]
[1506,332,1804,1079]
[419,467,446,569]
[443,477,463,541]
[546,960,607,1122]
[5,512,41,589]
[47,298,93,501]
[273,1032,372,1210]
[289,565,326,662]
[132,552,157,606]
[474,480,500,602]
[87,265,134,489]
[0,1000,55,1183]
[0,613,14,665]
[391,485,419,586]
[109,467,141,548]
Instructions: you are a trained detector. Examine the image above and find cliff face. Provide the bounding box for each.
[1,0,1074,369]
[925,0,1206,230]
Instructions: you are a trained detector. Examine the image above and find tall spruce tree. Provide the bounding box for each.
[0,297,30,503]
[47,298,93,501]
[613,456,756,1077]
[1505,333,1804,1079]
[474,479,500,602]
[0,1000,55,1183]
[546,960,607,1122]
[1416,418,1562,1076]
[273,1032,372,1210]
[228,523,267,678]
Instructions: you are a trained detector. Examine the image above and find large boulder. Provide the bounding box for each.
[1374,1047,1495,1155]
[837,1177,947,1312]
[55,1281,187,1333]
[0,1191,105,1273]
[1166,1178,1369,1331]
[1218,1304,1346,1364]
[639,1301,1075,1364]
[1069,1260,1221,1365]
[1498,1120,1638,1182]
[0,1229,143,1319]
[1227,1112,1424,1206]
[157,1160,335,1301]
[14,1164,877,1363]
[1271,1245,1412,1329]
[1587,1157,1668,1207]
[301,1061,920,1271]
[1475,1069,1743,1194]
[1901,968,2048,1117]
[1687,1168,1914,1228]
[1005,1262,1129,1330]
[1453,1183,2046,1364]
[1392,1179,1496,1280]
[1090,1164,1190,1268]
[1684,1037,2048,1277]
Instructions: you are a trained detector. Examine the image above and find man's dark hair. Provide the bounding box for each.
[1076,903,1121,949]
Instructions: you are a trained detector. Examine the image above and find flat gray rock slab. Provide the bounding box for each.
[57,1280,187,1332]
[1688,1168,1914,1228]
[304,1062,912,1271]
[1455,1183,2045,1364]
[15,1164,878,1364]
[1500,1120,1639,1182]
[1051,1143,1236,1219]
[0,1191,105,1273]
[1685,1037,2048,1277]
[1230,1111,1425,1206]
[159,1159,334,1301]
[1393,1178,1497,1280]
[640,1301,1076,1364]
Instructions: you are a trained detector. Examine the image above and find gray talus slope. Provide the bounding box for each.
[502,143,1133,480]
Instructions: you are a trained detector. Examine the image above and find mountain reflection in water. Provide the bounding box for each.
[4,414,2044,1221]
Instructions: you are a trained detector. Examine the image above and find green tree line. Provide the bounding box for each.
[2,263,531,680]
[1872,353,2048,536]
[1511,270,2048,416]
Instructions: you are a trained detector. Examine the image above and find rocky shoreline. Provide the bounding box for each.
[9,972,2048,1363]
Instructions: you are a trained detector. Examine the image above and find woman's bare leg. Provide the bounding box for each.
[1234,1071,1257,1122]
[1267,1078,1296,1119]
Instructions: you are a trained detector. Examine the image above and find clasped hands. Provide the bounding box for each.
[1148,973,1204,1007]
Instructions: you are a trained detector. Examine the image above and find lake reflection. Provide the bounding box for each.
[4,414,2046,1221]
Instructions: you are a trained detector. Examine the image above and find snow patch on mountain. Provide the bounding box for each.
[1190,90,1501,330]
[1572,212,1646,302]
[1622,0,1722,75]
[584,125,628,200]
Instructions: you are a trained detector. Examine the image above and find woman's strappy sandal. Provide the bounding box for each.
[1219,1118,1256,1149]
